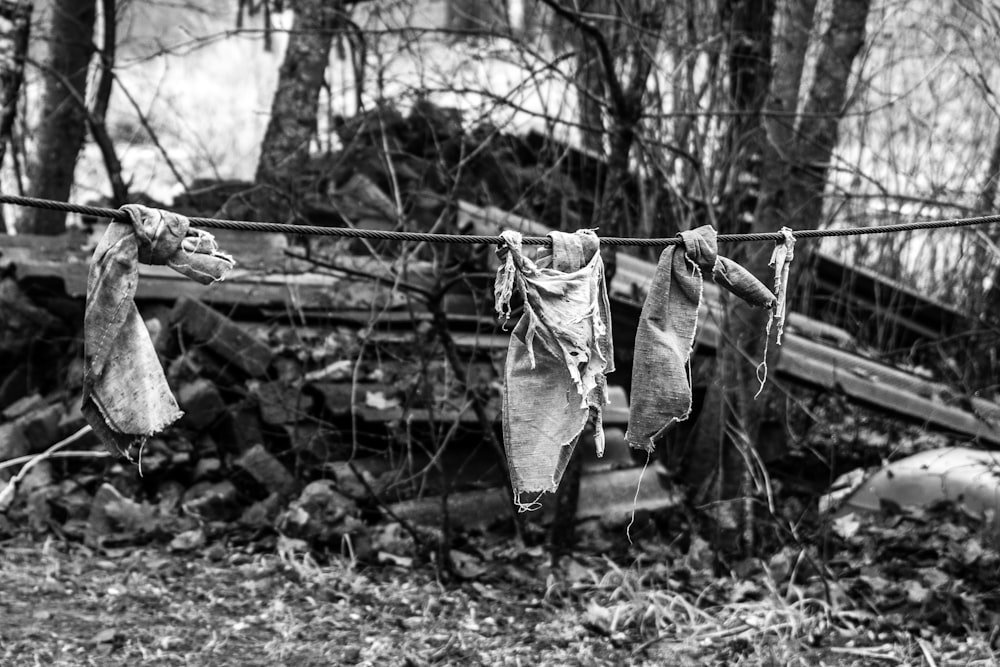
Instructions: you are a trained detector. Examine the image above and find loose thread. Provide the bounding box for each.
[626,450,652,544]
[513,490,544,513]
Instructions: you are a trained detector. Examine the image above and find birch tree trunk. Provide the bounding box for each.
[18,0,95,235]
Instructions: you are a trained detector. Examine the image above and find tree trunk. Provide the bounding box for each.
[718,0,776,231]
[541,0,663,238]
[89,0,127,206]
[751,0,870,413]
[690,0,775,555]
[785,0,870,234]
[690,0,869,556]
[0,0,30,234]
[255,0,340,190]
[968,120,1000,389]
[218,0,340,221]
[977,123,1000,322]
[445,0,501,32]
[575,41,606,156]
[19,0,95,235]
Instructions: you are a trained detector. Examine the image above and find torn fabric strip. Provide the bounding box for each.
[495,229,614,503]
[625,225,774,452]
[767,226,795,345]
[82,204,235,456]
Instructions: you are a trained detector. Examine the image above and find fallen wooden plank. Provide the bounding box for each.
[779,348,1000,444]
[0,233,428,309]
[694,300,1000,443]
[388,465,680,528]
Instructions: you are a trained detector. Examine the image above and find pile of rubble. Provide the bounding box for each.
[0,265,514,557]
[0,101,678,557]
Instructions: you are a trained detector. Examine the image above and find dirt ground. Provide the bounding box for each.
[3,522,998,667]
[0,535,635,667]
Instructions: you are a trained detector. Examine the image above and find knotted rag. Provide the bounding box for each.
[495,229,614,504]
[625,225,775,452]
[82,205,235,455]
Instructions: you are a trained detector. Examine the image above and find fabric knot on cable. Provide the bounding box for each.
[625,225,775,452]
[82,204,235,457]
[681,226,716,267]
[494,229,614,507]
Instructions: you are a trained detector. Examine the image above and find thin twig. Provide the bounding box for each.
[0,449,109,472]
[346,460,426,551]
[0,426,94,511]
[110,72,190,194]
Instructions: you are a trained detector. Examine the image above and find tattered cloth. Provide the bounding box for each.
[495,229,614,505]
[82,204,235,455]
[625,225,775,452]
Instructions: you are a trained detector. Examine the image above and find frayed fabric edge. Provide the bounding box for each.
[756,227,796,398]
[82,392,183,459]
[625,255,704,452]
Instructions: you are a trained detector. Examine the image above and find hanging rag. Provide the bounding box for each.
[767,227,796,345]
[494,229,614,504]
[82,204,235,456]
[625,225,774,452]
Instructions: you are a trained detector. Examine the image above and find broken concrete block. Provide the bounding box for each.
[169,436,194,468]
[370,522,416,560]
[52,481,94,523]
[193,457,222,481]
[239,492,282,529]
[156,480,186,513]
[16,460,53,498]
[169,527,207,552]
[176,378,226,431]
[276,479,360,546]
[0,364,29,414]
[284,423,350,465]
[312,382,404,421]
[0,279,62,355]
[88,483,156,536]
[224,404,266,454]
[251,380,314,425]
[1,393,44,420]
[233,443,296,497]
[25,485,61,533]
[166,348,240,389]
[272,354,304,384]
[18,402,67,453]
[195,433,220,457]
[312,382,387,416]
[57,395,88,434]
[170,297,273,377]
[0,422,30,471]
[181,480,239,522]
[326,460,383,499]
